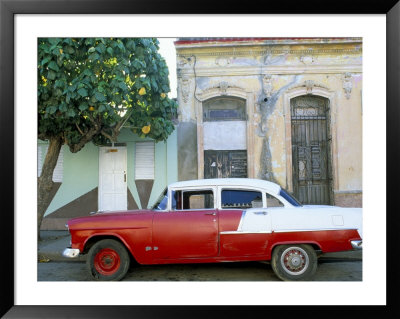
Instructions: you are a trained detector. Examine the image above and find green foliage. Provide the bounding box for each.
[38,38,178,146]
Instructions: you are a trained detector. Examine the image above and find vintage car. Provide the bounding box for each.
[63,178,362,281]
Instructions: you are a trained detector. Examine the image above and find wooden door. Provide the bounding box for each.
[98,147,127,211]
[291,96,332,205]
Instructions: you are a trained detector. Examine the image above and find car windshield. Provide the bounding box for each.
[152,188,168,210]
[279,189,302,207]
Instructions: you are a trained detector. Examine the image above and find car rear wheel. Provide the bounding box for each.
[271,244,317,281]
[87,239,130,281]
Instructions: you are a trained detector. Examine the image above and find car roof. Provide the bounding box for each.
[168,178,282,195]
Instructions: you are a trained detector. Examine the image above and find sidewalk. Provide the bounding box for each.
[38,230,86,262]
[38,230,362,263]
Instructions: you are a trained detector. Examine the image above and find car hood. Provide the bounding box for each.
[67,209,154,230]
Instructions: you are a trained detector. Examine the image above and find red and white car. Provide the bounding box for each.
[63,178,362,281]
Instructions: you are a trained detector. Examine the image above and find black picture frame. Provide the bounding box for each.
[1,0,399,318]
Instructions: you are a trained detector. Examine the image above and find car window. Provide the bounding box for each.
[266,193,284,207]
[221,189,263,209]
[172,189,214,210]
[153,188,168,210]
[279,189,302,207]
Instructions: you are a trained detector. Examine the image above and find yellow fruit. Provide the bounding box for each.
[138,87,146,95]
[160,93,166,99]
[142,125,151,134]
[89,106,95,111]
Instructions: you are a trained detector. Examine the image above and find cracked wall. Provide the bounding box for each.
[175,38,363,206]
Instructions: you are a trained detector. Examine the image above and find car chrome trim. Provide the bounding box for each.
[172,208,217,212]
[273,228,358,233]
[220,231,272,235]
[237,211,246,231]
[351,240,362,250]
[62,248,80,258]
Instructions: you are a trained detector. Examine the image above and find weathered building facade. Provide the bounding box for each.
[175,38,362,207]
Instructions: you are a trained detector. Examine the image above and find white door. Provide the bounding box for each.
[99,147,127,211]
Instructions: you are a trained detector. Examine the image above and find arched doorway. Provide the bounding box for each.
[290,95,333,205]
[202,97,248,179]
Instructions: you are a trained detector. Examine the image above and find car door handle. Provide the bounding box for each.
[254,211,268,215]
[204,212,216,216]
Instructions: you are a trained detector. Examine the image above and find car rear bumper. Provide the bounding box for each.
[62,247,80,258]
[351,240,362,250]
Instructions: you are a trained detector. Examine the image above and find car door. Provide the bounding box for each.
[218,187,273,257]
[152,187,219,260]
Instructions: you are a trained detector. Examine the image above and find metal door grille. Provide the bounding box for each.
[291,96,332,205]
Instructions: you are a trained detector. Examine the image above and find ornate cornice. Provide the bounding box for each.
[177,48,362,58]
[177,64,362,77]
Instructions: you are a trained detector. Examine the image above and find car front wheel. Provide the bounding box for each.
[87,239,130,281]
[271,244,317,281]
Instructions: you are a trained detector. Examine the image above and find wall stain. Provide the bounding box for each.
[257,75,300,183]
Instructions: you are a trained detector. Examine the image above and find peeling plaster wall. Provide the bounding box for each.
[175,38,362,206]
[204,121,247,150]
[257,75,299,186]
[177,122,198,180]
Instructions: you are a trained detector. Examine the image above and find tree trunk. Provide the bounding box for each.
[37,136,63,240]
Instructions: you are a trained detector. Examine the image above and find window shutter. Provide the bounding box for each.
[37,145,44,177]
[52,147,64,182]
[37,145,63,182]
[135,142,155,180]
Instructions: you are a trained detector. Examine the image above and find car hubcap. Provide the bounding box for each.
[280,247,309,275]
[94,248,121,275]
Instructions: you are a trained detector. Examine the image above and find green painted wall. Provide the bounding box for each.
[44,142,99,216]
[41,127,178,215]
[118,127,178,209]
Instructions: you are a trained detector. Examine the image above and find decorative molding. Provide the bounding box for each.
[196,82,248,101]
[177,64,362,77]
[177,56,194,68]
[215,56,232,67]
[342,72,353,99]
[215,81,228,95]
[262,74,273,98]
[180,76,191,103]
[289,80,330,95]
[300,55,315,65]
[305,80,315,94]
[177,48,362,58]
[175,38,362,49]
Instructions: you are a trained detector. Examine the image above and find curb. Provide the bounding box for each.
[38,252,87,263]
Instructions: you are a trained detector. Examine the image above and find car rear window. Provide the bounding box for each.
[221,189,262,209]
